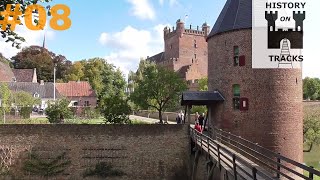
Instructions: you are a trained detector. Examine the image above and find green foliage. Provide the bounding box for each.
[83,162,125,178]
[102,95,131,124]
[23,152,71,178]
[45,99,72,123]
[20,107,32,119]
[0,53,13,67]
[304,106,320,152]
[12,46,71,82]
[190,77,208,114]
[0,83,13,119]
[199,77,208,91]
[14,91,41,107]
[64,61,84,81]
[130,63,188,123]
[303,77,320,100]
[1,1,52,48]
[81,107,100,119]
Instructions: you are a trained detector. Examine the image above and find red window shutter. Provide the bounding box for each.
[240,98,249,111]
[239,55,246,66]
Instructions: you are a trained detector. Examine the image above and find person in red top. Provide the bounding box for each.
[195,123,202,133]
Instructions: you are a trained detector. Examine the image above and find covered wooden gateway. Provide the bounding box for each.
[181,91,225,131]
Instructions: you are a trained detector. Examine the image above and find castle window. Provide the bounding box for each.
[234,46,239,66]
[170,44,173,49]
[194,54,197,59]
[194,40,197,48]
[232,84,240,110]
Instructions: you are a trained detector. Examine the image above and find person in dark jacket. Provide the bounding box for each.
[198,113,205,129]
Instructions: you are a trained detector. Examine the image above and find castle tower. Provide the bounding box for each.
[207,0,303,167]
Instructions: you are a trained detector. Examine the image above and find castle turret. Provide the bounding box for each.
[202,22,210,37]
[163,26,170,37]
[207,0,303,174]
[176,19,185,37]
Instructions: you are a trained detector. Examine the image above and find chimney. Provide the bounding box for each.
[32,68,37,83]
[40,80,44,85]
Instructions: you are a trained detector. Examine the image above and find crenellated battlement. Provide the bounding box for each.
[164,19,210,39]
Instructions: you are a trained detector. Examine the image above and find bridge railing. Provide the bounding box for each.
[190,127,275,179]
[211,127,320,179]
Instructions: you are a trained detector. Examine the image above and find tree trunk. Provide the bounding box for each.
[158,109,163,124]
[303,143,313,152]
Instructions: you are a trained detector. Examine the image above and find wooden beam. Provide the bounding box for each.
[207,161,217,180]
[192,149,200,180]
[187,105,191,124]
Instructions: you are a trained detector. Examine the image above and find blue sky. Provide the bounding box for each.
[0,0,319,78]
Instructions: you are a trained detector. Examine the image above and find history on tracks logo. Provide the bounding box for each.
[252,0,306,69]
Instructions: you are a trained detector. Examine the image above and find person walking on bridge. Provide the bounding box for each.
[198,113,205,130]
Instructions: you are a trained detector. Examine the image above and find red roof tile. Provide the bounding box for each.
[56,81,96,97]
[12,69,34,82]
[0,61,14,82]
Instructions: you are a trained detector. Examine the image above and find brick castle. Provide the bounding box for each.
[147,19,210,90]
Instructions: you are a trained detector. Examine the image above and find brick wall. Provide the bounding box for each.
[0,125,190,180]
[207,29,303,164]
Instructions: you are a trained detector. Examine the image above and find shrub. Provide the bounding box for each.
[20,107,32,119]
[83,162,125,178]
[45,99,72,123]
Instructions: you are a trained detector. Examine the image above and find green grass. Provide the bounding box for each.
[0,117,149,125]
[304,145,320,179]
[130,119,151,124]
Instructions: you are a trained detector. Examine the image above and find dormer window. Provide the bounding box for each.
[34,92,40,98]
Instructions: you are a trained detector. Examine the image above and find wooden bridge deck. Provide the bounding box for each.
[192,129,275,179]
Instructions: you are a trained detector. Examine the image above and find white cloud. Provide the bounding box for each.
[100,24,170,78]
[127,0,155,20]
[0,22,55,59]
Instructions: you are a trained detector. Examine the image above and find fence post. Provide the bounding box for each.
[309,166,314,179]
[252,167,257,180]
[217,144,221,170]
[277,153,281,178]
[232,154,237,180]
[207,137,210,154]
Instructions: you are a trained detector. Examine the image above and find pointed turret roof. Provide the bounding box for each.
[207,0,252,39]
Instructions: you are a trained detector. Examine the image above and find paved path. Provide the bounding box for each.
[129,115,176,124]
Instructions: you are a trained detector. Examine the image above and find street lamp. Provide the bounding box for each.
[53,64,56,101]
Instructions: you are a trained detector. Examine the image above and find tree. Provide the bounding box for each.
[45,99,72,123]
[0,1,52,48]
[190,77,208,114]
[0,83,12,121]
[65,61,84,81]
[101,95,131,124]
[303,77,320,100]
[199,77,208,91]
[303,106,320,152]
[12,46,71,82]
[0,53,12,67]
[130,65,188,123]
[100,66,131,124]
[14,91,41,119]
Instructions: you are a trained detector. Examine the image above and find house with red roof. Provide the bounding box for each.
[56,81,97,109]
